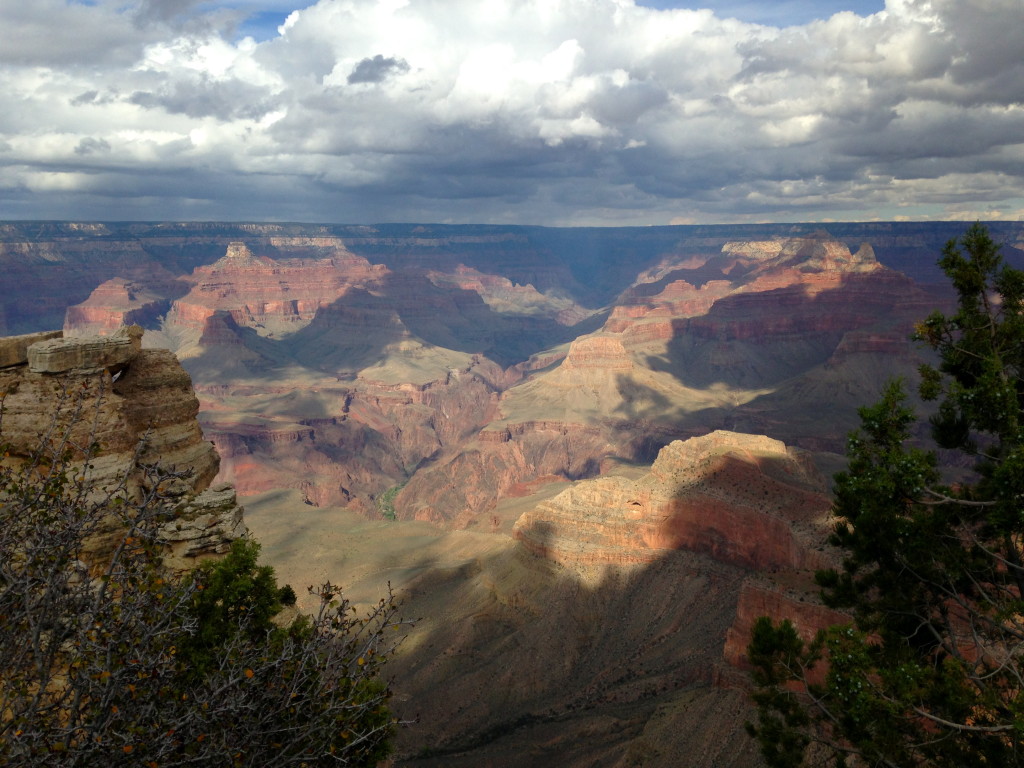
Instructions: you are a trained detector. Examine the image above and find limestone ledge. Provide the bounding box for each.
[513,430,833,573]
[0,329,63,368]
[160,483,247,569]
[28,325,142,374]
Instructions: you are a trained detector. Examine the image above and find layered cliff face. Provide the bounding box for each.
[64,276,183,337]
[506,430,846,691]
[8,220,1023,336]
[165,242,389,342]
[128,232,942,526]
[397,233,937,528]
[200,360,506,511]
[8,220,1017,765]
[0,327,245,571]
[513,431,832,573]
[138,239,600,512]
[333,431,838,766]
[40,229,951,528]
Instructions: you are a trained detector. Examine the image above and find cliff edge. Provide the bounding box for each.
[0,327,246,570]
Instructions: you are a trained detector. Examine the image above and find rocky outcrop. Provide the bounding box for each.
[159,483,247,570]
[721,580,848,679]
[723,233,881,274]
[28,324,142,373]
[0,330,63,368]
[395,419,610,526]
[0,222,995,541]
[63,277,177,336]
[166,242,388,339]
[513,431,833,573]
[0,328,245,568]
[561,335,634,371]
[383,429,838,767]
[508,428,848,701]
[397,227,928,528]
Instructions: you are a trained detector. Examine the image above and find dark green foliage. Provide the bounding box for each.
[278,582,298,606]
[0,399,408,767]
[180,539,283,676]
[747,224,1024,767]
[745,619,812,768]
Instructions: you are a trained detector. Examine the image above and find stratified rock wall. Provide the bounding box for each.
[6,223,1008,534]
[721,580,848,681]
[166,242,388,338]
[0,327,245,569]
[513,431,833,573]
[64,277,178,336]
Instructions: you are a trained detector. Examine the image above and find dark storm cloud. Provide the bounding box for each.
[133,0,205,25]
[129,78,278,120]
[74,137,112,156]
[346,55,410,85]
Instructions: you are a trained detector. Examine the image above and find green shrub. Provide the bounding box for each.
[0,405,409,767]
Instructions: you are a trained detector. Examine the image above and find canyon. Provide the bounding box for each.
[3,219,1024,766]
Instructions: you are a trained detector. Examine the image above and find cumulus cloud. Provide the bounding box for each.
[0,0,1022,224]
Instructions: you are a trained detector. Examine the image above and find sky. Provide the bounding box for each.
[0,0,1022,226]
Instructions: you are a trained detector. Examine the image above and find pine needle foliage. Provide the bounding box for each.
[747,224,1024,767]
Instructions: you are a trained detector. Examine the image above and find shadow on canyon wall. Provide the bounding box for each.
[186,272,610,376]
[644,273,920,392]
[385,515,764,768]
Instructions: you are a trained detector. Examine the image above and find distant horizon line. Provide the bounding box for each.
[2,218,1021,230]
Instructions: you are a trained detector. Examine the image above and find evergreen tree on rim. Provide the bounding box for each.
[747,223,1024,767]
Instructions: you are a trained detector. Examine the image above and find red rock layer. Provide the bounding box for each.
[605,235,930,348]
[64,277,178,336]
[513,431,832,572]
[200,359,507,511]
[606,279,732,335]
[721,580,848,680]
[166,242,387,335]
[561,335,633,370]
[396,420,610,526]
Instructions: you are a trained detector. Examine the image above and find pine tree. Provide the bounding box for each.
[747,223,1024,767]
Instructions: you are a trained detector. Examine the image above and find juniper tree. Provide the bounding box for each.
[747,223,1024,767]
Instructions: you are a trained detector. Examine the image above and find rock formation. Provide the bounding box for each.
[502,429,849,698]
[0,327,245,570]
[7,220,1024,766]
[721,579,848,681]
[6,219,1022,335]
[64,277,179,337]
[165,242,388,342]
[22,228,956,529]
[396,233,937,529]
[513,431,833,573]
[374,430,838,766]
